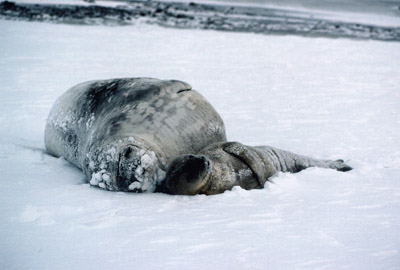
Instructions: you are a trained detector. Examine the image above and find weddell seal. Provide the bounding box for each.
[163,142,352,195]
[44,78,226,192]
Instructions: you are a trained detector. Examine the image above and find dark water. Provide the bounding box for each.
[1,0,399,40]
[181,0,400,16]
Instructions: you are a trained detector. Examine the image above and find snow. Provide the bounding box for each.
[1,17,400,269]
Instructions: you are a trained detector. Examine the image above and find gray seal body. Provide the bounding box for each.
[44,78,226,192]
[164,142,352,195]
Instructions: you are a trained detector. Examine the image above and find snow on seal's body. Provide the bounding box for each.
[44,78,226,192]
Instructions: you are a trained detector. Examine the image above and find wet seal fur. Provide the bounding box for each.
[44,78,226,192]
[164,142,352,195]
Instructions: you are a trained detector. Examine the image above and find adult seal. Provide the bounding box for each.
[44,78,226,192]
[164,142,352,195]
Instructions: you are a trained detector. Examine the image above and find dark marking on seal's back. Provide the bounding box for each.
[83,80,121,116]
[128,89,150,102]
[107,112,128,137]
[126,85,161,104]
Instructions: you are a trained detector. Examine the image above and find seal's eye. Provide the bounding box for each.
[166,155,211,195]
[181,156,208,182]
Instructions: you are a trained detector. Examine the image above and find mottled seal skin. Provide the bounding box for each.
[44,78,226,192]
[164,142,352,195]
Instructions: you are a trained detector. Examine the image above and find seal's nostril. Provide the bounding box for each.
[124,147,132,159]
[206,159,210,167]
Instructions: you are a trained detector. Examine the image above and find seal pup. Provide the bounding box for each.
[44,78,226,192]
[164,142,352,195]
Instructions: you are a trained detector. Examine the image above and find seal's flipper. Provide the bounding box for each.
[168,80,192,93]
[222,142,267,187]
[256,146,353,174]
[330,159,353,172]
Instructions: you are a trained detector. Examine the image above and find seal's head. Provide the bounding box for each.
[165,155,212,195]
[117,144,166,192]
[164,142,267,195]
[86,139,167,192]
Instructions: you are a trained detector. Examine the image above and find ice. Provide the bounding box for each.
[128,181,141,191]
[101,173,111,183]
[89,171,102,186]
[157,168,166,181]
[140,154,153,168]
[134,166,143,177]
[89,160,95,169]
[141,180,152,192]
[1,14,400,270]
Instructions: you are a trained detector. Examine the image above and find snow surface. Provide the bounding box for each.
[1,18,400,269]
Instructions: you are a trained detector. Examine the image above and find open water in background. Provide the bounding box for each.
[160,0,400,16]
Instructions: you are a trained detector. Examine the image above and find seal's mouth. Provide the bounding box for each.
[165,155,212,195]
[117,145,140,190]
[117,145,162,192]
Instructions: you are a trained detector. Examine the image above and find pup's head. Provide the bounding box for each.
[165,154,212,195]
